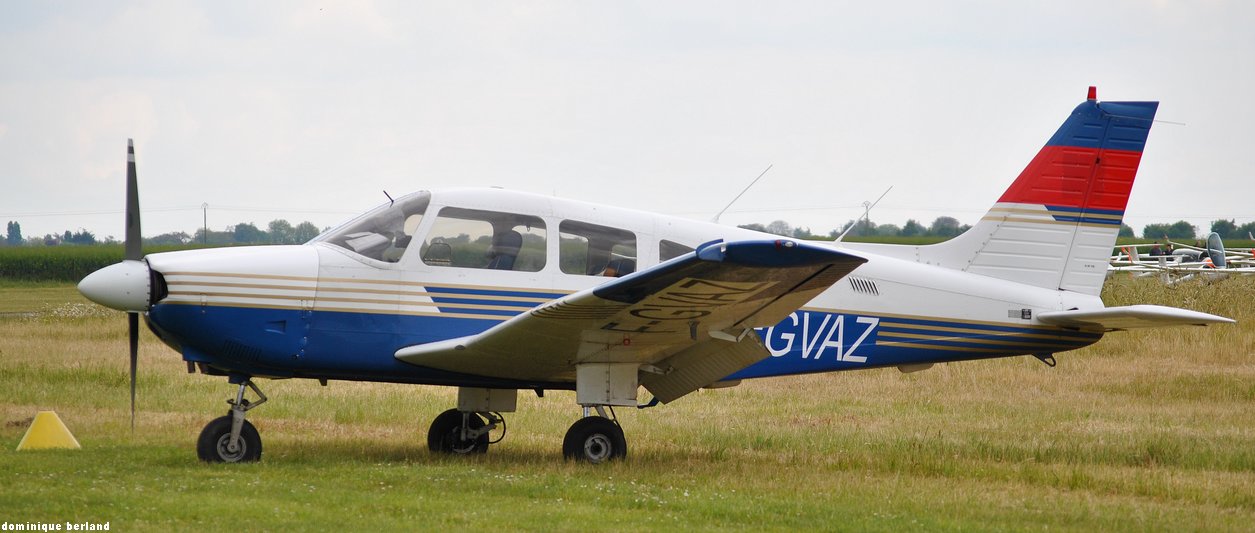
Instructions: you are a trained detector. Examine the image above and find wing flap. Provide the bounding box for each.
[1037,304,1234,331]
[640,330,767,403]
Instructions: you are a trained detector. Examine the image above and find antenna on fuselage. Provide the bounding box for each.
[383,190,395,206]
[712,164,773,224]
[833,185,893,244]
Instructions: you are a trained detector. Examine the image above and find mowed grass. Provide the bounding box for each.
[1,277,1253,531]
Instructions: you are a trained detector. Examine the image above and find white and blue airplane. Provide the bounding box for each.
[79,88,1233,463]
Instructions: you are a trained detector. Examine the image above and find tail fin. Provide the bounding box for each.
[922,88,1158,296]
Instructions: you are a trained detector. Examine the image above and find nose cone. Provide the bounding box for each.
[78,260,151,312]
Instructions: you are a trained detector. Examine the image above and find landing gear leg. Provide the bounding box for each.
[427,388,515,456]
[197,379,267,463]
[427,409,504,455]
[563,406,627,463]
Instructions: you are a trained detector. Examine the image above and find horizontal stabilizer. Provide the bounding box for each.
[1037,305,1234,331]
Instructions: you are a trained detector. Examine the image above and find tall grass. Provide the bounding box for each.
[0,244,215,282]
[1,277,1253,531]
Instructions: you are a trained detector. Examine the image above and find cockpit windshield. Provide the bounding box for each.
[311,191,430,263]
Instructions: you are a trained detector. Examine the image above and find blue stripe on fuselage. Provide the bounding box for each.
[148,302,563,388]
[149,303,1100,387]
[730,309,1101,379]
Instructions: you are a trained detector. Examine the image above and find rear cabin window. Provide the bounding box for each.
[421,207,546,272]
[559,220,636,277]
[659,240,695,262]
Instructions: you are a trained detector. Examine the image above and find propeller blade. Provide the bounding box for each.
[125,139,142,432]
[125,139,141,261]
[128,311,139,432]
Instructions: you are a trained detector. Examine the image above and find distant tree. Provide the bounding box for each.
[268,219,295,244]
[1237,221,1255,240]
[63,229,96,245]
[1210,219,1238,239]
[193,227,235,245]
[147,231,192,246]
[851,218,875,237]
[1142,223,1171,241]
[1143,221,1196,240]
[1167,220,1196,240]
[293,221,321,243]
[764,220,792,237]
[737,223,768,233]
[828,220,856,240]
[928,216,963,238]
[232,222,266,243]
[874,223,901,236]
[900,219,925,237]
[5,221,21,246]
[1118,223,1135,238]
[791,226,816,239]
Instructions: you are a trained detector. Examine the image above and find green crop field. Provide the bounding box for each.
[1,276,1253,531]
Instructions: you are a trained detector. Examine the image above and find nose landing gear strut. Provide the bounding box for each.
[197,379,268,463]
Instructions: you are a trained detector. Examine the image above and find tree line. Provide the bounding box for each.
[738,217,1255,241]
[740,216,974,240]
[5,215,1252,248]
[1,219,324,247]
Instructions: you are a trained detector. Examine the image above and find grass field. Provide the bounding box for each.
[1,276,1253,531]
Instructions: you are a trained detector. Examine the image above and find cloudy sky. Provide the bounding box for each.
[1,1,1252,241]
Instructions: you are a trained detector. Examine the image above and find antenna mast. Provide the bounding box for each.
[712,164,773,224]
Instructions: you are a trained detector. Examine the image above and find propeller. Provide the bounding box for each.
[125,139,142,431]
[77,140,151,433]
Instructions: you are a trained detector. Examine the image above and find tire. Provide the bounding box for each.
[562,416,627,463]
[197,415,262,463]
[427,409,489,455]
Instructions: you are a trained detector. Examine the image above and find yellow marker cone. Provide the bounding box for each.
[16,411,81,450]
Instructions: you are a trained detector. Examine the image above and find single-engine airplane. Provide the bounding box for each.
[79,88,1234,463]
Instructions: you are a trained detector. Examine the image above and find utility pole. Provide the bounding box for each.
[202,203,208,244]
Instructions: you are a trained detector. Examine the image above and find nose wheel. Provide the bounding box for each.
[197,415,261,463]
[197,379,267,463]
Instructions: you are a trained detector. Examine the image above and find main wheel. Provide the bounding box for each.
[196,415,262,463]
[427,409,489,455]
[562,416,627,463]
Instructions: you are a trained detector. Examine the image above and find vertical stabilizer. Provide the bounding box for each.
[919,89,1158,296]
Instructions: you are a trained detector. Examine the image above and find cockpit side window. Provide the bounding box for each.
[559,220,636,277]
[314,192,429,263]
[421,207,546,272]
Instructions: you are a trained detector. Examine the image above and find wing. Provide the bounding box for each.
[1037,304,1234,331]
[396,239,866,400]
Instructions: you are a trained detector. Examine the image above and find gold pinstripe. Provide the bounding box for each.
[166,271,570,294]
[159,300,511,321]
[878,321,1098,340]
[877,331,1090,348]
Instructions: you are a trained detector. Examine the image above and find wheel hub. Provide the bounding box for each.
[584,433,612,462]
[215,433,247,462]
